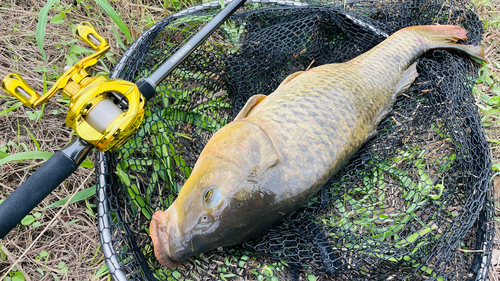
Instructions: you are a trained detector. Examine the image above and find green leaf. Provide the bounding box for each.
[66,219,79,225]
[39,251,49,258]
[111,25,127,51]
[94,263,108,278]
[43,186,96,209]
[493,163,500,171]
[23,126,40,151]
[0,151,53,166]
[58,262,68,274]
[92,0,132,42]
[12,271,25,281]
[486,96,500,106]
[21,215,35,225]
[1,150,52,164]
[51,273,61,281]
[0,101,23,116]
[36,0,58,61]
[115,166,131,185]
[68,45,93,55]
[80,160,94,168]
[0,151,93,168]
[35,268,44,276]
[50,14,64,24]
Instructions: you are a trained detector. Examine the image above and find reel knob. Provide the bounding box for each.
[1,73,40,107]
[74,22,108,51]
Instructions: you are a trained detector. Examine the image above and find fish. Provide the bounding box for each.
[149,25,485,268]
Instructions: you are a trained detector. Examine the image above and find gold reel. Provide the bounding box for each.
[1,22,145,151]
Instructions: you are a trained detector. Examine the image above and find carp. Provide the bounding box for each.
[150,25,485,268]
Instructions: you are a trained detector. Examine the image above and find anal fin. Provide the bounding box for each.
[372,62,419,127]
[394,62,418,97]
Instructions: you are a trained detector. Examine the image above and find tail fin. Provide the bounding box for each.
[408,25,485,61]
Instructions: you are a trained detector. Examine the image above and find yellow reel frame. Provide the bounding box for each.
[0,22,144,151]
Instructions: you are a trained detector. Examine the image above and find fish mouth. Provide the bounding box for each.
[150,210,181,268]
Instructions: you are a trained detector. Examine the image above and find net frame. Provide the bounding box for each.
[95,0,494,280]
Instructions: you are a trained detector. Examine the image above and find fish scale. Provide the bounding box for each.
[149,25,485,268]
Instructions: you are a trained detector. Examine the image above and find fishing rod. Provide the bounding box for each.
[0,0,246,238]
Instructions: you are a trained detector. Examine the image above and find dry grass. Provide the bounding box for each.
[0,0,499,280]
[477,0,500,279]
[0,1,172,280]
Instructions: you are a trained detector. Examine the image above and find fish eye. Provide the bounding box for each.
[204,186,222,208]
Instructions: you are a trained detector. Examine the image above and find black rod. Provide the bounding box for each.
[0,138,92,238]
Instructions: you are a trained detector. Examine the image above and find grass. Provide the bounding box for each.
[472,1,500,280]
[0,1,172,280]
[0,0,499,280]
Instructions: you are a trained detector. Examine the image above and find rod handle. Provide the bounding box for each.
[0,138,92,238]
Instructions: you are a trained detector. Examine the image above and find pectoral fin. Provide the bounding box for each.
[234,94,266,120]
[276,71,305,89]
[200,119,281,177]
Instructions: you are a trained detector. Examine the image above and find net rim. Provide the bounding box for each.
[95,1,495,280]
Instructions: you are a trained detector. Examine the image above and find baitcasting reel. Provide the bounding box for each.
[1,22,145,152]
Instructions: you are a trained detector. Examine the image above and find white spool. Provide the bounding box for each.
[85,98,123,133]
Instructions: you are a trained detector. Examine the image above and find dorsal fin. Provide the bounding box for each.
[276,71,305,89]
[234,94,266,120]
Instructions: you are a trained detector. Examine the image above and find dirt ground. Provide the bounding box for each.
[0,0,499,280]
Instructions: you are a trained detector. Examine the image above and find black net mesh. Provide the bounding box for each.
[95,0,494,279]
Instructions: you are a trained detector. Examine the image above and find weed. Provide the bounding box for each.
[25,110,44,122]
[57,261,69,274]
[93,263,109,278]
[0,244,6,262]
[0,151,93,168]
[0,101,23,116]
[34,250,50,277]
[37,0,59,61]
[43,186,96,209]
[21,212,42,228]
[316,143,456,279]
[3,266,25,281]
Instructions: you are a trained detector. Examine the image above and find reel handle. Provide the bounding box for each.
[1,22,110,109]
[0,138,92,238]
